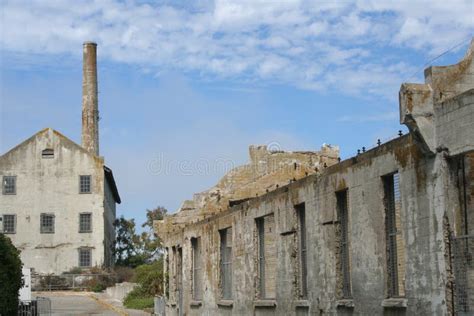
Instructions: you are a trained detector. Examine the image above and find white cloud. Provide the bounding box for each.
[1,0,473,99]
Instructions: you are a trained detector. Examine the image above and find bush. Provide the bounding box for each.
[123,285,154,309]
[123,259,163,310]
[63,267,83,275]
[90,282,107,293]
[39,274,68,290]
[132,260,163,296]
[123,295,154,309]
[0,234,23,315]
[84,274,116,292]
[114,266,135,283]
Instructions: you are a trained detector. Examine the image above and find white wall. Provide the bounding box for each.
[0,128,110,275]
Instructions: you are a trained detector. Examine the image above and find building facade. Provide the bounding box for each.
[155,40,474,315]
[0,42,120,275]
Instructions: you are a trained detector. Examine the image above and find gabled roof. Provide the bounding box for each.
[1,128,94,158]
[1,127,121,204]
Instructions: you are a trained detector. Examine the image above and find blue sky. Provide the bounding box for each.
[1,0,473,226]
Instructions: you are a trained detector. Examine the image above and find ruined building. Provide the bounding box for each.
[0,42,120,275]
[155,40,474,315]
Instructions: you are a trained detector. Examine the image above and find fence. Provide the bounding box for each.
[18,297,51,316]
[32,273,117,291]
[452,235,474,315]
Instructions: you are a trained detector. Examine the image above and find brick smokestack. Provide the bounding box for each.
[82,41,99,156]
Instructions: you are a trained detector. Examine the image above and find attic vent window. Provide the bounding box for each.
[42,149,54,159]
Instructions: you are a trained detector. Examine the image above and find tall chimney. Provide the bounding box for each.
[82,41,99,156]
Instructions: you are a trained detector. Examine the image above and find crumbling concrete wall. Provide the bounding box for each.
[156,38,474,316]
[159,135,454,315]
[399,39,474,154]
[156,144,339,234]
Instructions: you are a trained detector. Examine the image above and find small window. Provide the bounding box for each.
[3,176,16,195]
[79,248,92,267]
[40,213,55,234]
[79,213,92,233]
[3,214,16,234]
[42,148,54,159]
[79,175,91,193]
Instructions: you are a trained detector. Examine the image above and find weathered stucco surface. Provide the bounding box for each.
[156,39,474,315]
[0,128,117,274]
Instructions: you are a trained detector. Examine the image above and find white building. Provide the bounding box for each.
[0,42,120,275]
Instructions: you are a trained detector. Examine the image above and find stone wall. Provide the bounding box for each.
[159,135,457,315]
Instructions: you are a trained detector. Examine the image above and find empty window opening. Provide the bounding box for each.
[3,214,16,234]
[42,148,54,159]
[383,172,405,297]
[457,155,473,235]
[256,213,277,299]
[40,213,55,234]
[192,237,203,300]
[336,189,352,299]
[171,246,177,302]
[79,175,91,193]
[296,203,308,298]
[220,227,233,300]
[3,176,16,195]
[165,248,170,300]
[176,247,183,312]
[79,213,92,232]
[79,248,92,267]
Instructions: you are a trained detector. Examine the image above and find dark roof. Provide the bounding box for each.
[104,166,121,204]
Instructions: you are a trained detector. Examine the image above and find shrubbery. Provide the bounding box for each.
[124,259,163,310]
[0,234,23,315]
[114,266,135,283]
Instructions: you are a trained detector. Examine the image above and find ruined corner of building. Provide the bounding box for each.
[399,38,474,154]
[154,143,340,238]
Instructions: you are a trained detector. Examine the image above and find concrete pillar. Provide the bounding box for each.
[81,41,99,156]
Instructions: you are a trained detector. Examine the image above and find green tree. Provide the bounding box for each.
[114,216,146,267]
[114,206,168,267]
[141,206,167,259]
[0,234,23,315]
[123,259,164,310]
